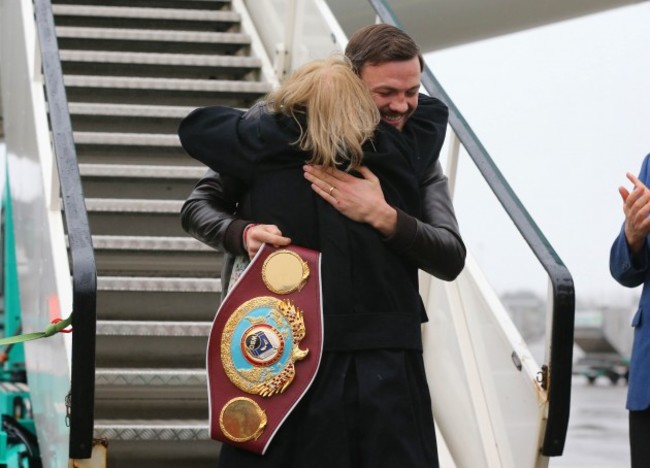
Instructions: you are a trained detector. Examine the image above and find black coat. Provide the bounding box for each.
[179,94,465,351]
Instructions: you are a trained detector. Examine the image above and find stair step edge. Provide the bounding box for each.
[69,102,197,118]
[92,234,215,251]
[53,4,239,22]
[85,198,183,212]
[96,320,212,336]
[61,49,260,67]
[56,26,251,44]
[79,163,205,178]
[97,276,222,292]
[94,420,210,441]
[64,75,272,93]
[96,368,207,386]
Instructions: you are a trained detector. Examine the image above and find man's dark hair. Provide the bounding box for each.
[344,24,424,75]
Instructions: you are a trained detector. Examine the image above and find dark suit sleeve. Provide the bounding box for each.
[610,153,650,287]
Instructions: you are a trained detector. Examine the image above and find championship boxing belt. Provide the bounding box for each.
[206,243,323,454]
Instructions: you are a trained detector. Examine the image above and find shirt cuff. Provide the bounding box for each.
[630,241,650,270]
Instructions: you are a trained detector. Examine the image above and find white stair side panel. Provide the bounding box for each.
[422,253,550,468]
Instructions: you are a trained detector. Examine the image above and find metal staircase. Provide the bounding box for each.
[51,0,272,465]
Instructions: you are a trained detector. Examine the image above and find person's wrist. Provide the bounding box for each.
[625,228,646,254]
[242,223,258,250]
[371,204,397,236]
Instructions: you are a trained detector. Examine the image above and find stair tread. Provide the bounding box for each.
[96,320,212,336]
[55,0,233,7]
[96,367,206,387]
[75,131,180,146]
[95,419,208,426]
[97,275,221,292]
[79,163,205,178]
[53,4,239,22]
[61,49,260,67]
[94,419,210,441]
[69,102,196,117]
[92,234,215,251]
[56,26,250,44]
[65,74,272,93]
[85,197,183,212]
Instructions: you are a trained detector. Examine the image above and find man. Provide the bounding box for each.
[610,154,650,468]
[180,24,465,467]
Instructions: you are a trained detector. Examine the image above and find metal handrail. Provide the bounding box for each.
[33,0,97,459]
[368,0,575,457]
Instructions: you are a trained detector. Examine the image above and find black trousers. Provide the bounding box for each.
[218,349,439,468]
[630,408,650,467]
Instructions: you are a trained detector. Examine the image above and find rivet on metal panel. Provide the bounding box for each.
[511,351,522,371]
[536,364,549,390]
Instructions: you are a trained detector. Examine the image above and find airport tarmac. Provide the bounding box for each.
[551,376,629,468]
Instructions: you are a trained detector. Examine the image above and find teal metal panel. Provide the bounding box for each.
[3,175,26,376]
[0,2,74,466]
[0,153,41,467]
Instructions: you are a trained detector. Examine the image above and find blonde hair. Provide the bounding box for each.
[265,55,379,168]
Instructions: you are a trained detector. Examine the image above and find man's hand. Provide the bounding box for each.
[303,164,397,236]
[244,224,291,259]
[620,172,650,254]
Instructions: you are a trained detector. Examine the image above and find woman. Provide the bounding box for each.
[179,55,464,467]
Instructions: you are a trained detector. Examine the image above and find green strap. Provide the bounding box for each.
[0,314,73,345]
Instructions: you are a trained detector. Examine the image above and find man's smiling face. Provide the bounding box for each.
[360,56,421,131]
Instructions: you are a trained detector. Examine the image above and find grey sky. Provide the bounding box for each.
[425,3,650,307]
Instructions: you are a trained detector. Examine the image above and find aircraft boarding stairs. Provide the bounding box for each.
[55,1,271,465]
[2,0,274,465]
[0,0,575,467]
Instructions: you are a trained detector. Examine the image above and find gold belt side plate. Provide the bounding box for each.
[262,249,310,294]
[219,397,267,442]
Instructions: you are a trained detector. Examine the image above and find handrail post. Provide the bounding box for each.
[446,131,461,199]
[276,0,305,81]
